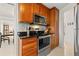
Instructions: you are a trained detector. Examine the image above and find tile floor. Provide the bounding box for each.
[0,38,16,56]
[48,47,64,56]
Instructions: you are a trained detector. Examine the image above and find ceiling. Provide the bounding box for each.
[42,3,69,9]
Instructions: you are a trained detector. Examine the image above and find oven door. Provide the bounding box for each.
[39,36,50,50]
[38,35,51,56]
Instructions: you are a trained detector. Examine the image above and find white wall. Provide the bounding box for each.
[59,4,76,48]
[0,3,18,56]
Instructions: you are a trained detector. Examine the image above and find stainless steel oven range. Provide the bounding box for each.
[38,35,51,56]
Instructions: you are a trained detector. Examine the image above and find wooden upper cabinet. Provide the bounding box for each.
[45,9,50,25]
[19,3,33,23]
[50,8,55,25]
[33,3,40,15]
[49,8,56,33]
[39,4,48,17]
[39,4,44,16]
[39,4,50,25]
[19,3,50,24]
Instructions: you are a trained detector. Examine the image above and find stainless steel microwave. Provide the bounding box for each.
[33,15,46,25]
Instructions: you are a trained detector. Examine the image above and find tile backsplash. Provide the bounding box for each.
[18,23,29,32]
[18,23,46,32]
[30,25,46,31]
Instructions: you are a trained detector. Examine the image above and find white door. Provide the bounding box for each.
[64,7,75,56]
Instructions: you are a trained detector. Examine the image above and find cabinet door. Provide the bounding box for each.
[33,3,39,15]
[19,3,33,23]
[55,9,59,47]
[51,35,56,49]
[39,4,50,25]
[45,8,50,25]
[50,9,55,27]
[50,7,59,49]
[39,4,44,16]
[39,4,47,16]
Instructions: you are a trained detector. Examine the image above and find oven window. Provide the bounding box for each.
[39,37,50,50]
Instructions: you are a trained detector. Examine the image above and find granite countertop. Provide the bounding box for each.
[19,36,37,39]
[19,33,54,39]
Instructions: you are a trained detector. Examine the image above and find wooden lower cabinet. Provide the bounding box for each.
[51,34,55,49]
[19,37,38,56]
[51,34,59,49]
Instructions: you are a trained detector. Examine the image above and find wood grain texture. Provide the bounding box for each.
[20,37,38,56]
[49,7,59,49]
[19,3,50,24]
[33,3,40,15]
[19,3,33,23]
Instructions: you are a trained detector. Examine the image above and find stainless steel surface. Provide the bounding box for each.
[33,15,46,25]
[39,35,51,39]
[38,45,50,56]
[74,4,79,56]
[38,35,51,56]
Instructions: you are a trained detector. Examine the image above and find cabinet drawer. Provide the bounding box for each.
[22,42,37,50]
[22,48,37,56]
[22,38,36,45]
[22,41,37,56]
